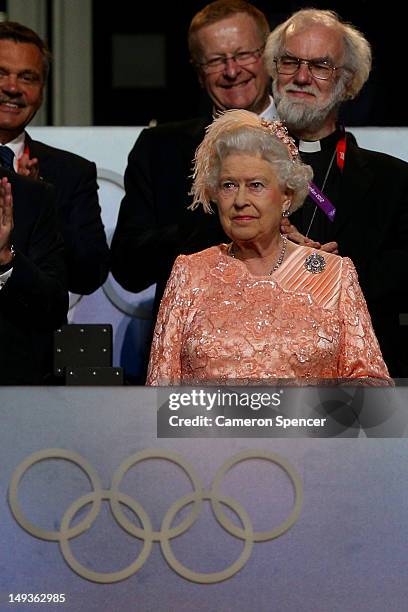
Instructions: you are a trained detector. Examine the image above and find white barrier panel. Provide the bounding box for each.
[28,126,408,380]
[1,387,408,610]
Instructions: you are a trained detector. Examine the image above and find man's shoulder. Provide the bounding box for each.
[139,116,210,143]
[26,136,95,171]
[128,116,211,165]
[346,133,408,171]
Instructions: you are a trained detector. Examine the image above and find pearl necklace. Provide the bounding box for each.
[228,235,288,275]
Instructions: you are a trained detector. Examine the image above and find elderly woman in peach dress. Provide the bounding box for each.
[147,110,390,385]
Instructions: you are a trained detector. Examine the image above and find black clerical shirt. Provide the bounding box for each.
[291,129,344,246]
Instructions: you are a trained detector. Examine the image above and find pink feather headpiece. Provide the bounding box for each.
[190,109,299,211]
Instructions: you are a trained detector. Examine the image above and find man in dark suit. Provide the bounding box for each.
[0,21,109,296]
[264,8,408,376]
[111,0,275,314]
[0,170,68,384]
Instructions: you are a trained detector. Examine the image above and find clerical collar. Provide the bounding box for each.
[298,128,344,154]
[299,140,321,153]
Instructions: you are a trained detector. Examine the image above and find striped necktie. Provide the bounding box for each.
[0,146,15,171]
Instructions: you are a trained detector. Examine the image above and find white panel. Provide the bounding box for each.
[27,126,144,173]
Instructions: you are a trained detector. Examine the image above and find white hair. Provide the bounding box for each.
[265,9,372,100]
[190,114,313,213]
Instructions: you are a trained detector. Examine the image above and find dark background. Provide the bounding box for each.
[92,1,405,127]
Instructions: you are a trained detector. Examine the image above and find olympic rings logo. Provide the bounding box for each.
[8,448,303,584]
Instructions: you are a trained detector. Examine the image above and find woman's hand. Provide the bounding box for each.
[0,177,14,264]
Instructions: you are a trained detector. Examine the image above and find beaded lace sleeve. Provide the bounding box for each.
[146,255,192,385]
[338,258,391,383]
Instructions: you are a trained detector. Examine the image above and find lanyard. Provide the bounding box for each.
[336,134,346,171]
[307,134,347,225]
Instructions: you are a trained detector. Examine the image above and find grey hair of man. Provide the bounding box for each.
[265,9,372,100]
[0,21,52,80]
[191,125,313,213]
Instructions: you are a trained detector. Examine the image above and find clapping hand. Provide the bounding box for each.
[17,153,40,180]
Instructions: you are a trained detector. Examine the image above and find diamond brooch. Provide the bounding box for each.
[304,252,326,274]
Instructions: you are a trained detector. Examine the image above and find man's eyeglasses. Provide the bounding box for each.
[198,45,265,74]
[274,55,340,80]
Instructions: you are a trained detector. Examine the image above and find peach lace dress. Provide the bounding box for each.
[146,244,390,385]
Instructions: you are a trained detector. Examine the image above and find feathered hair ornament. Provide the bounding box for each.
[190,109,299,211]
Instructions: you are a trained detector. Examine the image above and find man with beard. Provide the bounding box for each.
[264,8,408,377]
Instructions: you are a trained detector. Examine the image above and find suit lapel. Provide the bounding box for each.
[24,133,48,160]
